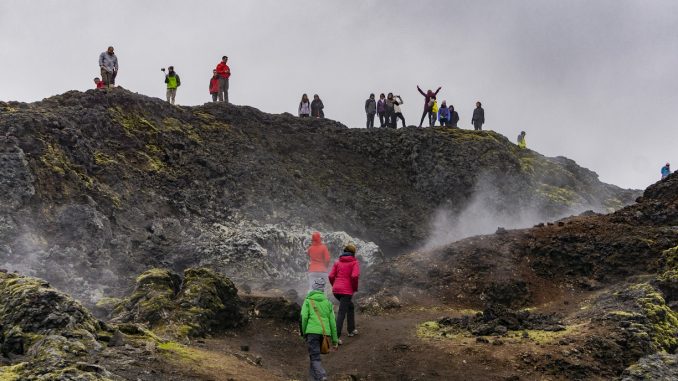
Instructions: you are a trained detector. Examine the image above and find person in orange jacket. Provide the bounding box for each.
[307,232,331,292]
[215,56,231,103]
[209,70,220,102]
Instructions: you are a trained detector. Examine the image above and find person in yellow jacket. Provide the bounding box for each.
[517,131,527,149]
[300,278,338,381]
[163,66,181,105]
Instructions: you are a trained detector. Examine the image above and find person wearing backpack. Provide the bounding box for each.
[209,70,220,102]
[365,94,377,129]
[300,277,338,381]
[438,101,451,126]
[299,94,311,117]
[377,93,386,127]
[329,244,360,343]
[417,85,441,127]
[517,131,527,149]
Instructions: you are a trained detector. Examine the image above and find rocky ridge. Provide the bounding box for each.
[0,89,637,307]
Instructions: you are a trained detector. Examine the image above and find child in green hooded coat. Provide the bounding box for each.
[300,278,339,381]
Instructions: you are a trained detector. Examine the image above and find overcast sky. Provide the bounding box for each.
[1,0,676,190]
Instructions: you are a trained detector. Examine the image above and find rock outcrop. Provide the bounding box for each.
[0,89,637,306]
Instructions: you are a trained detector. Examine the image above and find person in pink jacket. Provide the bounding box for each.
[328,244,360,343]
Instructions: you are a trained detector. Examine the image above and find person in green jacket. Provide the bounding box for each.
[163,66,181,105]
[301,278,338,381]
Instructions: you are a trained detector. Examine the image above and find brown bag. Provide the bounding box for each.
[310,300,332,354]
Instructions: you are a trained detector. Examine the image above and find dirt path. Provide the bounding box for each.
[205,308,525,381]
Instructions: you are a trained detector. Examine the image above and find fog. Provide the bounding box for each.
[1,0,677,190]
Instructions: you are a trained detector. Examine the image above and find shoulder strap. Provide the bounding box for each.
[309,299,327,335]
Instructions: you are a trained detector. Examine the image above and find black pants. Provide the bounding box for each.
[473,121,483,130]
[419,110,434,127]
[366,113,375,129]
[384,110,394,129]
[378,112,385,127]
[393,112,405,128]
[334,293,355,337]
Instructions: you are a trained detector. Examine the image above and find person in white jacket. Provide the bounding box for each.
[392,96,405,128]
[299,94,311,117]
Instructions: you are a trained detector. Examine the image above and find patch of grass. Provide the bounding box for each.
[109,106,157,134]
[0,362,26,381]
[629,283,678,350]
[537,183,581,206]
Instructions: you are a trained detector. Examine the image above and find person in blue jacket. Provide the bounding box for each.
[438,101,451,127]
[661,163,671,179]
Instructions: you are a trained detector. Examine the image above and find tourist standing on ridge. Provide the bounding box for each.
[450,105,460,127]
[662,163,671,179]
[209,70,220,102]
[472,101,485,130]
[307,232,331,292]
[417,85,441,127]
[384,93,396,129]
[438,101,451,126]
[517,131,527,149]
[301,277,338,381]
[98,46,118,88]
[392,95,406,128]
[329,244,360,343]
[311,95,325,118]
[93,77,105,89]
[299,94,311,117]
[377,93,386,127]
[215,56,231,103]
[365,94,377,129]
[163,66,181,105]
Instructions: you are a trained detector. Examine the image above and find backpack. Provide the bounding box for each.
[431,100,439,114]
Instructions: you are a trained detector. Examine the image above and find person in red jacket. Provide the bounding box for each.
[307,232,331,292]
[215,56,231,103]
[94,77,105,89]
[209,70,220,102]
[328,244,360,343]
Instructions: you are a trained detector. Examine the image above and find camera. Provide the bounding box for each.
[161,68,166,72]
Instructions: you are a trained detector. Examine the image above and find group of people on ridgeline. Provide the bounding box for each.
[93,46,530,153]
[298,94,325,118]
[362,86,485,130]
[95,47,232,105]
[300,232,360,381]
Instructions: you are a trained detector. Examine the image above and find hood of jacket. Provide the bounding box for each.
[307,290,328,302]
[339,252,356,262]
[311,232,322,245]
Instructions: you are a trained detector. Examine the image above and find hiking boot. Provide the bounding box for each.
[348,329,358,337]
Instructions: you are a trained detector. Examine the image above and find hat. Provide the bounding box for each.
[312,277,326,291]
[344,244,356,254]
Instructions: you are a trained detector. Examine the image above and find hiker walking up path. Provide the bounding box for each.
[472,101,485,130]
[163,66,180,105]
[417,85,441,127]
[329,244,360,344]
[215,56,231,103]
[301,278,338,381]
[307,232,331,293]
[98,46,118,88]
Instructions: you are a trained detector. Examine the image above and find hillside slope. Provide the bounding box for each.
[0,89,637,303]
